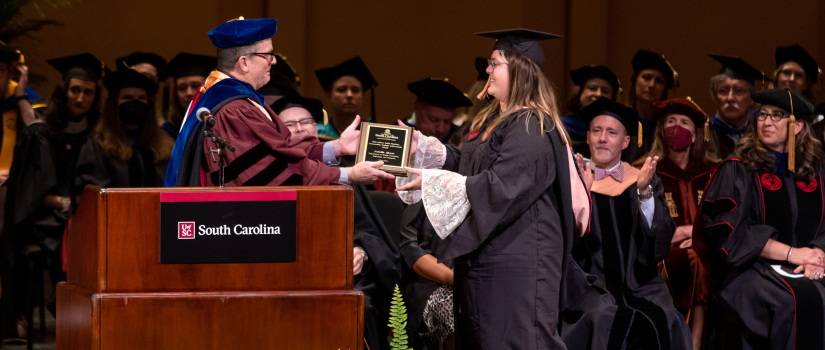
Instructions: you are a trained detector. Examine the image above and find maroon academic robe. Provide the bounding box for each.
[201,99,339,186]
[656,159,715,322]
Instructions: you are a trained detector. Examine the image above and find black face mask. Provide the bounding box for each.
[118,99,149,126]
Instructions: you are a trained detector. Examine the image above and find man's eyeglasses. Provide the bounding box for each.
[283,118,316,128]
[248,52,277,62]
[487,58,508,69]
[755,111,790,122]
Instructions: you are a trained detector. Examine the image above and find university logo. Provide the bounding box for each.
[178,221,196,239]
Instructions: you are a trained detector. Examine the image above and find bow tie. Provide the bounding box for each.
[594,166,624,182]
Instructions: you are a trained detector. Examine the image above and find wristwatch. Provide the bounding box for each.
[637,184,654,200]
[15,94,29,101]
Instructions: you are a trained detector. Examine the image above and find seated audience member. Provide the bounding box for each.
[635,97,718,349]
[570,97,691,349]
[563,64,621,157]
[270,94,323,141]
[698,89,825,349]
[774,45,820,103]
[706,54,768,159]
[115,51,166,83]
[258,53,299,107]
[160,53,216,139]
[75,69,173,197]
[2,52,105,341]
[314,56,378,140]
[626,49,678,162]
[404,77,472,143]
[399,201,455,350]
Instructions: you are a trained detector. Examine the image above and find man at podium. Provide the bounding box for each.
[165,17,393,187]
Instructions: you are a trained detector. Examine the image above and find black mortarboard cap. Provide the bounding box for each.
[408,77,473,108]
[271,53,300,87]
[577,96,639,136]
[47,53,106,82]
[270,94,326,124]
[258,72,298,96]
[775,44,820,82]
[570,65,620,93]
[160,53,216,80]
[632,49,677,89]
[315,56,377,92]
[474,57,489,81]
[752,88,814,121]
[814,103,825,125]
[103,68,159,96]
[709,54,771,85]
[208,17,278,48]
[0,43,20,63]
[475,28,562,67]
[116,52,166,72]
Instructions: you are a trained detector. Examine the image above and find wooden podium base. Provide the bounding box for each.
[57,282,364,349]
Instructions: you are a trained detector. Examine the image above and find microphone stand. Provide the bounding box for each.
[203,116,235,187]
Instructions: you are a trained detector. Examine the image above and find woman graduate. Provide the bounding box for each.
[698,89,825,349]
[397,28,591,349]
[75,69,173,198]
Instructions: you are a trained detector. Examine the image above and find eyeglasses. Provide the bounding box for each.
[487,58,508,69]
[755,111,790,122]
[247,52,277,62]
[283,118,316,128]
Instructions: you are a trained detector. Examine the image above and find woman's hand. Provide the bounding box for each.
[396,168,423,191]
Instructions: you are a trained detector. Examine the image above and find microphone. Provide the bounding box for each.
[196,107,216,127]
[196,107,211,122]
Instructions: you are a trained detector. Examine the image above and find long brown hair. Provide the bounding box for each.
[470,50,568,143]
[634,115,720,167]
[736,118,822,182]
[95,91,174,162]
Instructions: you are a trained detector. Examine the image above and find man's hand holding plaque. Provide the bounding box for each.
[355,122,413,176]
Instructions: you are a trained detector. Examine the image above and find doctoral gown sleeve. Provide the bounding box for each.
[6,124,54,226]
[636,175,676,266]
[700,159,773,268]
[441,114,556,260]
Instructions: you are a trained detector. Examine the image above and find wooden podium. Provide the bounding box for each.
[57,186,363,349]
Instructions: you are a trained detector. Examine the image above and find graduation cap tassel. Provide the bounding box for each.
[637,121,643,147]
[787,89,795,172]
[704,119,710,142]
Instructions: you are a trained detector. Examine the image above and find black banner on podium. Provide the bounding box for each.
[159,191,297,264]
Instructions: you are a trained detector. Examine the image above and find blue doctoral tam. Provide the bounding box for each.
[208,18,278,48]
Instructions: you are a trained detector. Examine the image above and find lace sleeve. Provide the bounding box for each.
[420,169,470,239]
[397,133,448,204]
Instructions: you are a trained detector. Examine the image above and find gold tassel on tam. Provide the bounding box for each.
[787,89,795,172]
[637,121,643,147]
[704,119,710,142]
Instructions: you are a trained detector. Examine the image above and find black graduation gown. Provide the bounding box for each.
[2,122,90,336]
[699,159,825,350]
[567,169,691,350]
[74,133,168,201]
[4,123,90,250]
[399,201,453,349]
[438,112,584,349]
[351,184,402,350]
